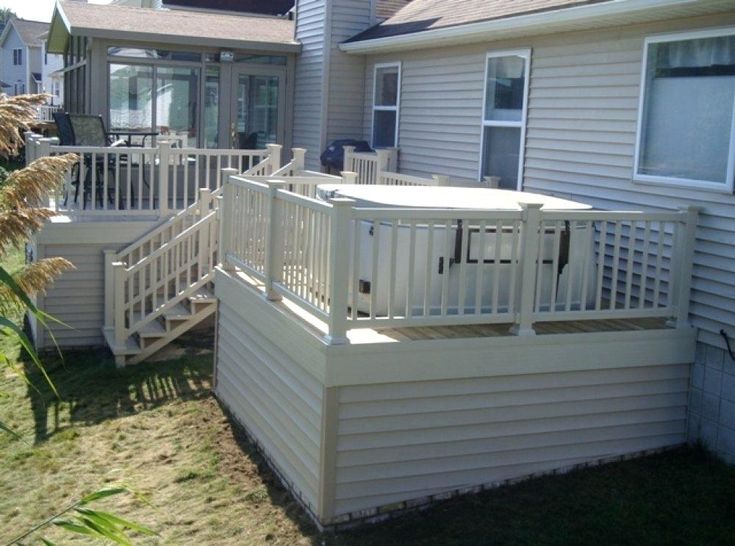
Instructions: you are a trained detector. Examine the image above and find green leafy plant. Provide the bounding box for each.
[5,487,158,545]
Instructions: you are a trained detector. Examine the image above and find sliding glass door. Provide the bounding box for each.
[230,66,285,149]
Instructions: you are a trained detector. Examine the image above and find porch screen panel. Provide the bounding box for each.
[204,67,220,148]
[637,34,735,186]
[109,64,153,131]
[156,67,199,147]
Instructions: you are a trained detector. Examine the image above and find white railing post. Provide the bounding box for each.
[112,261,126,348]
[38,138,55,207]
[24,131,35,166]
[220,168,238,272]
[386,147,399,171]
[291,147,306,174]
[198,187,212,216]
[343,145,355,173]
[375,148,391,184]
[510,202,544,336]
[264,182,286,301]
[341,171,357,185]
[103,250,117,333]
[158,140,171,216]
[325,198,355,345]
[432,175,449,186]
[670,205,700,329]
[266,144,282,174]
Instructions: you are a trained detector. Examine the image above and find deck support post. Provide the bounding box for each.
[342,145,355,173]
[158,140,171,216]
[341,171,357,185]
[112,261,127,367]
[24,131,36,166]
[375,148,391,184]
[510,202,544,336]
[264,182,286,301]
[325,198,355,345]
[669,205,700,329]
[220,169,238,273]
[291,148,306,174]
[198,187,211,217]
[103,249,117,333]
[266,144,282,174]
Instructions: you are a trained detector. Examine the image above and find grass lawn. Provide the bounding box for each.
[2,250,735,545]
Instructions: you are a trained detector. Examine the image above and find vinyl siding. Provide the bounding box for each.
[214,270,326,516]
[359,13,735,350]
[293,0,327,169]
[333,363,689,516]
[325,1,369,146]
[39,244,117,347]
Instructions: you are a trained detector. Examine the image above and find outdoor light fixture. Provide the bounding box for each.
[220,50,234,62]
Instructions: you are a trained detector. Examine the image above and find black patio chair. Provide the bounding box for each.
[238,131,259,150]
[68,114,130,209]
[53,111,82,206]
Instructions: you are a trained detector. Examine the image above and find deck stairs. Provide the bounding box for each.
[103,152,296,366]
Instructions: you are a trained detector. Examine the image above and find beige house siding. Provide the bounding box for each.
[325,1,369,147]
[293,0,328,167]
[359,13,735,351]
[214,271,327,516]
[331,359,689,517]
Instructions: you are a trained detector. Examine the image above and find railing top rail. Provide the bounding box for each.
[49,144,158,153]
[229,175,271,192]
[171,147,269,155]
[541,210,686,222]
[352,207,525,221]
[276,188,334,211]
[244,175,342,185]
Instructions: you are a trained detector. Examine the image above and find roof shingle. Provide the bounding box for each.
[10,18,49,47]
[54,1,296,50]
[348,0,612,43]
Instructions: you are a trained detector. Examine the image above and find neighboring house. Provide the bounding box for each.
[0,18,48,96]
[41,34,64,105]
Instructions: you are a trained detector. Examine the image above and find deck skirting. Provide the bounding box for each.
[214,268,696,526]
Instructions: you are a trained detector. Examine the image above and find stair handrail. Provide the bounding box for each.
[114,150,278,266]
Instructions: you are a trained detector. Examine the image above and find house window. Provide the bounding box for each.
[635,29,735,192]
[372,63,400,148]
[480,50,530,190]
[13,48,22,65]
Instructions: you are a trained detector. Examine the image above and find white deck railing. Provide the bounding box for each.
[25,132,280,216]
[36,105,62,122]
[103,151,287,347]
[343,146,398,185]
[221,175,699,344]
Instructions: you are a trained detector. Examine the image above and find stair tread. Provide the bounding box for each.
[103,328,141,356]
[133,314,166,338]
[163,303,192,320]
[188,287,216,303]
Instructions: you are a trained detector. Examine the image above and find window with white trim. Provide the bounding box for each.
[635,29,735,192]
[372,63,400,148]
[480,50,530,190]
[12,48,22,66]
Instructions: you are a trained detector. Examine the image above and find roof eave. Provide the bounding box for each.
[340,0,700,54]
[76,28,301,53]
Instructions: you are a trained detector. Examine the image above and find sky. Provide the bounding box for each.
[0,0,113,23]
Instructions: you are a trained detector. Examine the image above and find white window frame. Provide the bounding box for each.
[371,61,401,148]
[478,49,531,190]
[634,27,735,193]
[12,48,22,66]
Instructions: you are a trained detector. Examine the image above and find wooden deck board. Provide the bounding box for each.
[374,317,670,343]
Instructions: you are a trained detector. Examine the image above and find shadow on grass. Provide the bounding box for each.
[20,344,212,445]
[216,400,322,540]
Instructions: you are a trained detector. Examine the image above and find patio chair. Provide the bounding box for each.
[53,112,82,206]
[238,131,259,150]
[68,114,130,208]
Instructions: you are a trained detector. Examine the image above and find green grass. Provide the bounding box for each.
[2,251,735,544]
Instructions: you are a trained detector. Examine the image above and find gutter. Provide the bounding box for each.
[339,0,701,54]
